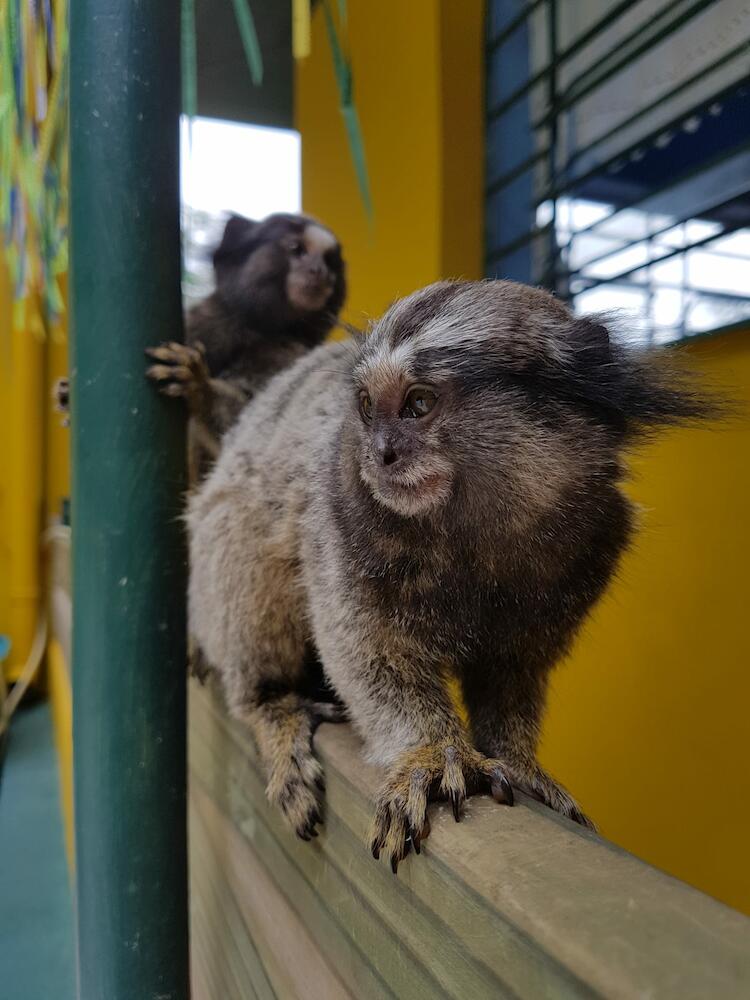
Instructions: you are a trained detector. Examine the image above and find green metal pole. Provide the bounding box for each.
[69,2,189,998]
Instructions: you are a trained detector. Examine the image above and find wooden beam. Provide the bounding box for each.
[189,681,750,999]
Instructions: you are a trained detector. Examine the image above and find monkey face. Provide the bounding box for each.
[352,358,456,517]
[212,213,346,324]
[350,280,638,522]
[283,224,342,312]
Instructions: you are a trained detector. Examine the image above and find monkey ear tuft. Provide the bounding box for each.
[569,317,610,358]
[560,315,726,436]
[213,214,259,269]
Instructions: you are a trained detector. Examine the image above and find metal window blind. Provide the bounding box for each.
[485,0,750,344]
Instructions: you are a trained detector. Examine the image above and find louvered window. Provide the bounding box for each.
[485,0,750,344]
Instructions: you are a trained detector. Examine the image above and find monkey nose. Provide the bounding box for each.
[375,431,401,468]
[375,433,398,466]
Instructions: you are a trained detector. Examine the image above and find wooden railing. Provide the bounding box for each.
[189,681,750,999]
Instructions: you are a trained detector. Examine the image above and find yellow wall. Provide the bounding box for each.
[296,2,750,914]
[0,260,12,646]
[1,254,73,867]
[541,331,750,915]
[1,290,45,683]
[0,263,70,677]
[296,0,484,326]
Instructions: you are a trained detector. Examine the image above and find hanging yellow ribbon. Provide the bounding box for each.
[292,0,312,60]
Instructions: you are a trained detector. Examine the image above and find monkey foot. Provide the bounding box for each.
[145,340,210,400]
[275,773,323,842]
[369,740,514,873]
[265,710,327,841]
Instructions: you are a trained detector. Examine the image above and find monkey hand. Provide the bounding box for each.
[369,739,514,873]
[145,340,211,414]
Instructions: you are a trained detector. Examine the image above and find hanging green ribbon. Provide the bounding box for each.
[182,0,262,115]
[1,0,70,331]
[181,0,198,117]
[322,0,372,223]
[230,0,264,87]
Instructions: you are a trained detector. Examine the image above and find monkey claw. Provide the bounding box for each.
[369,740,514,874]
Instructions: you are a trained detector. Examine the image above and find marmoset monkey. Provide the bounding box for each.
[146,212,346,480]
[188,279,717,871]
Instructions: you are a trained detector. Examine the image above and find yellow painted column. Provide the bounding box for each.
[437,0,484,282]
[48,637,75,868]
[4,303,45,683]
[295,1,484,324]
[45,275,71,522]
[0,259,12,652]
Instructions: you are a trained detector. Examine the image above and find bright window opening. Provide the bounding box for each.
[180,117,301,305]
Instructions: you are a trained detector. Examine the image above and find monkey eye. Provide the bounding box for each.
[402,386,438,419]
[287,239,305,256]
[359,391,373,423]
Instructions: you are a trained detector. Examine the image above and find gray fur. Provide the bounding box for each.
[187,279,716,865]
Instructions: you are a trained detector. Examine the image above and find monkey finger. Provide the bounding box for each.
[277,779,322,841]
[410,812,433,853]
[295,750,324,793]
[146,363,194,383]
[391,833,419,875]
[382,799,408,849]
[383,809,409,874]
[569,806,597,831]
[439,745,467,821]
[409,827,421,855]
[520,786,546,804]
[369,803,391,860]
[145,342,200,367]
[304,806,323,836]
[449,789,464,823]
[144,344,178,362]
[487,767,514,806]
[168,365,196,382]
[160,382,188,398]
[405,767,431,835]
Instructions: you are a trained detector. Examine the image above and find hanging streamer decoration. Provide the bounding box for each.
[180,0,369,224]
[181,0,199,120]
[181,0,263,121]
[321,0,372,223]
[230,0,264,87]
[0,0,69,336]
[292,0,312,60]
